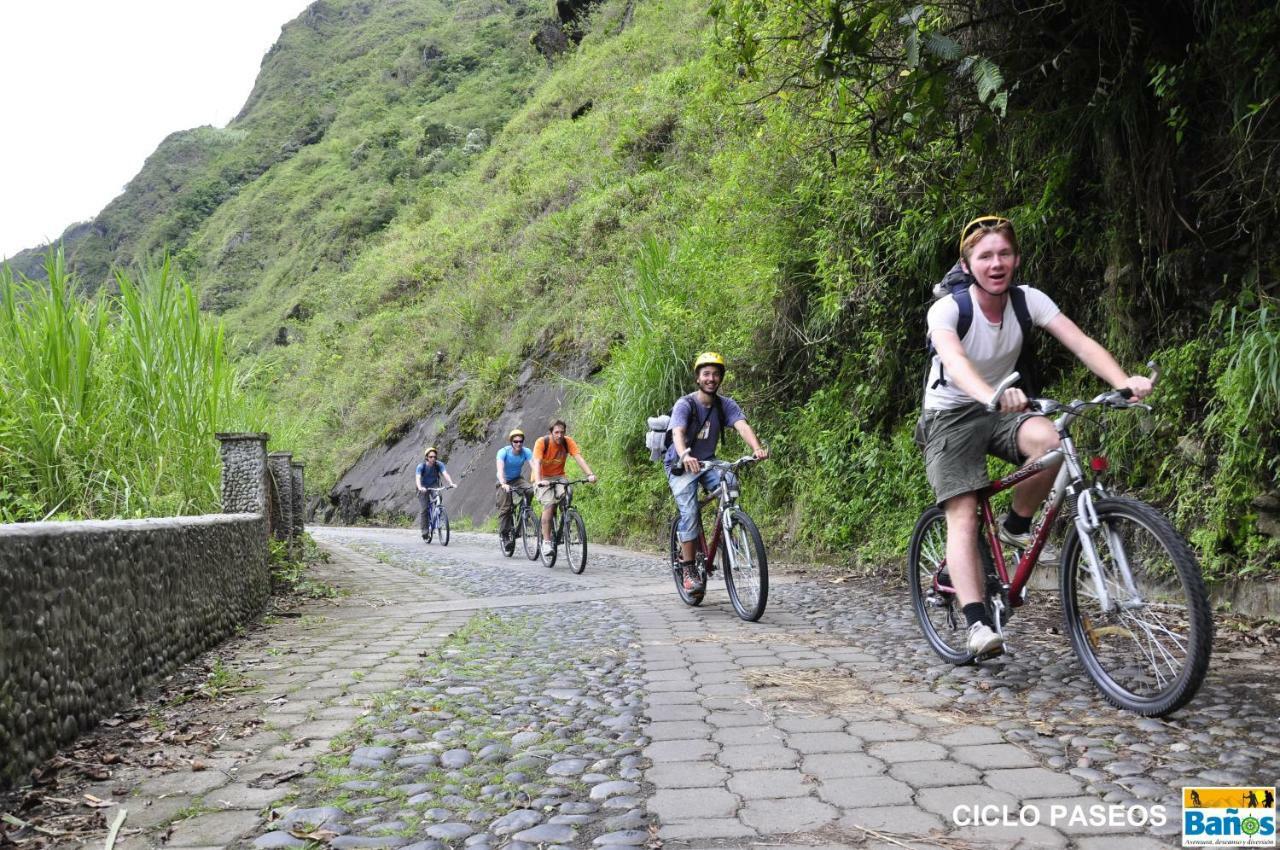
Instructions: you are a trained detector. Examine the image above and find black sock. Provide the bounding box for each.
[962,603,989,628]
[1004,509,1032,535]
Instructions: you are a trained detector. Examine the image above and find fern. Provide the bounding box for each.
[972,56,1004,105]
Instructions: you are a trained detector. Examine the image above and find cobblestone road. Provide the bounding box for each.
[79,526,1276,850]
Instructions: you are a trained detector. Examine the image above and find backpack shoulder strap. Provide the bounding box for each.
[953,285,974,342]
[712,394,726,447]
[1009,285,1033,339]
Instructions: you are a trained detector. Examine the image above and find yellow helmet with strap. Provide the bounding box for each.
[693,351,726,372]
[424,446,439,457]
[508,428,525,440]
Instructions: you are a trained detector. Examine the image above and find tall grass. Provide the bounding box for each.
[0,251,293,521]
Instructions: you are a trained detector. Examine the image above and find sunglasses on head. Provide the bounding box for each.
[960,215,1012,252]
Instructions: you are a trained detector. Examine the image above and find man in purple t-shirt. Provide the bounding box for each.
[667,352,769,594]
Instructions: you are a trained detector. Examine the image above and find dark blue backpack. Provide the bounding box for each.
[926,262,1041,396]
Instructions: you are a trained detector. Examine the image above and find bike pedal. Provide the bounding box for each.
[973,645,1005,662]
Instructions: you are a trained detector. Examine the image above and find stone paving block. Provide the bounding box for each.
[645,704,708,723]
[713,725,783,746]
[657,818,757,840]
[164,810,262,846]
[929,726,1005,746]
[705,712,771,730]
[649,787,740,820]
[206,782,293,809]
[916,784,1018,819]
[1074,836,1172,849]
[739,796,838,833]
[693,670,738,685]
[949,823,1067,848]
[785,731,865,754]
[645,761,730,788]
[646,668,696,682]
[801,753,886,779]
[645,721,714,741]
[817,776,915,808]
[774,715,846,733]
[644,739,718,762]
[843,720,921,742]
[718,744,799,770]
[120,795,195,829]
[865,740,947,763]
[646,691,703,706]
[985,767,1084,798]
[951,743,1038,769]
[837,805,946,834]
[727,769,814,799]
[135,768,233,797]
[288,719,353,739]
[888,759,982,788]
[698,683,751,697]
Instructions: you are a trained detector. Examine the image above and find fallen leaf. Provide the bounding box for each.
[191,760,207,772]
[82,794,117,809]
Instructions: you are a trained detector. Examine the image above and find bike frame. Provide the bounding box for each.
[426,487,447,529]
[933,396,1131,615]
[687,468,741,575]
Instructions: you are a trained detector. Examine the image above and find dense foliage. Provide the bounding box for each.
[6,0,1275,576]
[0,253,291,521]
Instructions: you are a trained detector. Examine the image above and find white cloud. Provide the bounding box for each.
[0,0,314,260]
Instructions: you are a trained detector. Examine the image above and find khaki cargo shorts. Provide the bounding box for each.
[915,402,1043,505]
[535,476,568,507]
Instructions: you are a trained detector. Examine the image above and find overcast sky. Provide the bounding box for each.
[0,1,314,260]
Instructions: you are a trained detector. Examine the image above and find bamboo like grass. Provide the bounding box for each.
[0,251,290,522]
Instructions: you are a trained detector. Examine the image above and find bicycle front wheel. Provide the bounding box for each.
[908,507,974,665]
[520,507,539,560]
[669,517,703,606]
[564,509,587,574]
[1060,496,1212,717]
[439,507,450,546]
[721,508,768,621]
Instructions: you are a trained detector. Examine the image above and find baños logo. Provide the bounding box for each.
[1183,786,1276,847]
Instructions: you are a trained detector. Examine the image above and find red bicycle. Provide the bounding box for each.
[667,456,768,621]
[908,369,1213,716]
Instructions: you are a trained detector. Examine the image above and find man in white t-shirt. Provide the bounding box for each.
[917,216,1153,658]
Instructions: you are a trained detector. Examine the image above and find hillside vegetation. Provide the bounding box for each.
[6,0,1277,579]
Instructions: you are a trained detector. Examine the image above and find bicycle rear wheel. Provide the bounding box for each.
[438,507,450,546]
[721,508,767,621]
[669,517,704,606]
[1060,496,1212,716]
[564,508,587,574]
[908,506,974,665]
[520,506,539,560]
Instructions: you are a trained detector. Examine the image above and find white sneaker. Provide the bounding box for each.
[541,540,553,557]
[966,622,1005,658]
[996,514,1059,566]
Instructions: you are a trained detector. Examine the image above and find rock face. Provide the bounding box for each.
[321,364,594,528]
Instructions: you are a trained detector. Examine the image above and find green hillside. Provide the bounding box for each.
[7,0,1278,579]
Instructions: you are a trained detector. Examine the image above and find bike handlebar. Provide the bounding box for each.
[701,456,762,472]
[989,361,1161,417]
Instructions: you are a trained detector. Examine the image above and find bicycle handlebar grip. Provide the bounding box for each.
[1147,360,1161,387]
[985,372,1021,412]
[1118,388,1134,400]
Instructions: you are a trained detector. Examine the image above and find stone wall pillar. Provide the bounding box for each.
[217,433,270,514]
[290,462,306,538]
[267,452,294,542]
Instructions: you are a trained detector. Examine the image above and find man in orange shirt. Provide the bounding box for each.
[531,418,597,557]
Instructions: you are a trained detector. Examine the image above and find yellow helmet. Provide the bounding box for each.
[693,351,726,373]
[423,446,438,457]
[508,428,525,440]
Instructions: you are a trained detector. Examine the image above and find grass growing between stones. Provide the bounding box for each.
[257,603,650,846]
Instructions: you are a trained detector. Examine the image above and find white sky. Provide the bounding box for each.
[0,1,315,260]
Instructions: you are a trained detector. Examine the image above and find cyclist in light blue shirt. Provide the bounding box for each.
[495,429,534,553]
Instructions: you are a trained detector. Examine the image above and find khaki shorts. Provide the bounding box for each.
[535,477,568,507]
[915,403,1043,505]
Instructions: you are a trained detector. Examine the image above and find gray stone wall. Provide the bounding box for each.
[0,514,269,788]
[290,463,305,539]
[218,432,269,514]
[268,452,294,541]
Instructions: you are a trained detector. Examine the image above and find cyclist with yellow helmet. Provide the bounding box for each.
[919,216,1153,657]
[667,352,769,594]
[416,446,456,539]
[495,428,535,554]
